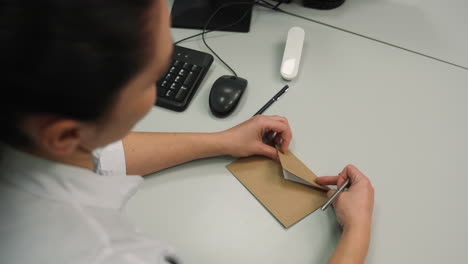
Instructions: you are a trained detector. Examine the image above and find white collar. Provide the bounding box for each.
[0,145,143,210]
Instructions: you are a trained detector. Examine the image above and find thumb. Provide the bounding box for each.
[257,143,278,161]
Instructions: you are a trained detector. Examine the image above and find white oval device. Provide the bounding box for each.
[281,27,305,81]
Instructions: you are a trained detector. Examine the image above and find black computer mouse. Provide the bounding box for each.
[209,75,247,117]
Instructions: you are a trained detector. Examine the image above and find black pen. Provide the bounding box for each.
[253,85,289,116]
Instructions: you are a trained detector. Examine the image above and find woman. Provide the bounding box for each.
[0,0,374,263]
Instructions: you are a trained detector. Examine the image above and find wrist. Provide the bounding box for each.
[343,219,371,232]
[210,131,232,156]
[334,225,371,264]
[343,221,371,248]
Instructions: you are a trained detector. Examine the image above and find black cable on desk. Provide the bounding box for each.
[201,1,260,77]
[173,0,285,45]
[174,0,282,77]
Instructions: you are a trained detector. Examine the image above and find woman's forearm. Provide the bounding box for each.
[122,131,227,175]
[328,224,371,264]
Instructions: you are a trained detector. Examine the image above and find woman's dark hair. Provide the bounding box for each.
[0,0,155,146]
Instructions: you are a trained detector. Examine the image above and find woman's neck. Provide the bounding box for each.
[22,145,95,171]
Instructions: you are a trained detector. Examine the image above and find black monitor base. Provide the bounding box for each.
[302,0,346,10]
[171,0,253,33]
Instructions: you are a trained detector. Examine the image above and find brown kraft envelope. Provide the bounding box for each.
[226,150,328,228]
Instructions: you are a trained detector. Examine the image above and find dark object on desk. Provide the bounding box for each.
[302,0,346,9]
[254,85,289,116]
[171,0,253,33]
[209,75,248,117]
[156,45,213,112]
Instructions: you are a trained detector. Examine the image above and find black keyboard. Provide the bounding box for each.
[156,45,213,112]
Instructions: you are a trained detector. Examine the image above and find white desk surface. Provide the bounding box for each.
[279,0,468,69]
[126,2,468,264]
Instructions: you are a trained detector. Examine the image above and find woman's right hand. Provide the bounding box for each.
[316,164,374,231]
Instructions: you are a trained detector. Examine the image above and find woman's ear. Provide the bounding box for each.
[41,119,83,156]
[24,116,89,158]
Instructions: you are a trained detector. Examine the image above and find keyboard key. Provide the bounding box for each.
[191,65,201,72]
[165,73,175,81]
[182,62,193,70]
[169,83,180,90]
[165,89,175,98]
[174,75,183,83]
[173,60,182,67]
[160,80,168,88]
[178,69,187,76]
[183,71,197,87]
[175,86,189,101]
[168,66,177,73]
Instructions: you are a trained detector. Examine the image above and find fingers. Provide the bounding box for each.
[339,164,374,196]
[316,176,339,185]
[273,116,292,151]
[273,133,283,146]
[343,164,370,186]
[255,115,292,152]
[317,168,348,188]
[264,131,277,143]
[345,164,365,182]
[337,169,348,188]
[269,115,289,125]
[256,143,279,161]
[318,165,365,188]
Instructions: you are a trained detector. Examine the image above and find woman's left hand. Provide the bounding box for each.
[219,115,293,161]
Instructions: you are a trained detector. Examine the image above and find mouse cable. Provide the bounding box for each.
[174,1,285,77]
[173,0,289,77]
[201,1,261,77]
[174,0,285,46]
[200,0,287,76]
[174,2,256,46]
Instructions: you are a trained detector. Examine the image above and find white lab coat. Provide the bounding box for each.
[0,142,179,264]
